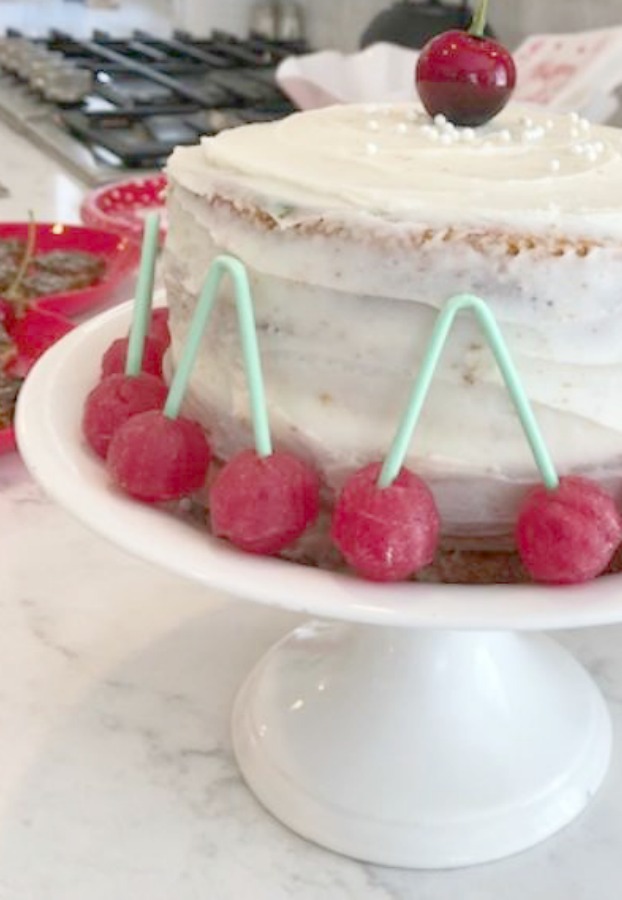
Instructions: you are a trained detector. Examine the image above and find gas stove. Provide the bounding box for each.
[0,29,307,185]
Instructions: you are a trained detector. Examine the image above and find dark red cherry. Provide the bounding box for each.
[415,0,516,127]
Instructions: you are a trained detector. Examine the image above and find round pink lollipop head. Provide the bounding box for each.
[331,462,440,582]
[101,335,166,379]
[82,372,167,459]
[516,475,622,584]
[209,449,320,555]
[148,307,171,349]
[107,410,211,502]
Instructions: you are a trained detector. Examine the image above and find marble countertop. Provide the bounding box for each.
[1,121,622,900]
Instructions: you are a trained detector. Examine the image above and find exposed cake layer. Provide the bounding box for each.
[163,103,622,543]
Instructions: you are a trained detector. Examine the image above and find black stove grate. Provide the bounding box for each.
[2,28,307,169]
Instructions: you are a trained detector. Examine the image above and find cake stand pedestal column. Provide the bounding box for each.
[232,623,611,869]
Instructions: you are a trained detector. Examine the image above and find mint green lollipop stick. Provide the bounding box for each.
[378,293,559,491]
[164,255,272,458]
[125,211,160,377]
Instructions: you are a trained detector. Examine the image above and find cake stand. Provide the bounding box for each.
[15,302,621,870]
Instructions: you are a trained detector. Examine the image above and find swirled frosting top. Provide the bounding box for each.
[167,102,622,238]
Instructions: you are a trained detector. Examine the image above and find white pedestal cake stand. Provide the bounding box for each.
[15,303,622,870]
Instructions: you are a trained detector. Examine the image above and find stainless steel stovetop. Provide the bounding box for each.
[0,29,306,185]
[0,75,115,184]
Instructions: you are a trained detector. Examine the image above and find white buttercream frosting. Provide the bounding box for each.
[169,102,622,238]
[164,102,622,539]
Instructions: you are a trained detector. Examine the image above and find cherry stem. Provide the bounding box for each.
[468,0,489,38]
[5,211,36,314]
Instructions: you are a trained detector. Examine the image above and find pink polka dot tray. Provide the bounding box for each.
[80,174,167,245]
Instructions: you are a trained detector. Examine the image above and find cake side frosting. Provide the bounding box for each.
[163,102,622,548]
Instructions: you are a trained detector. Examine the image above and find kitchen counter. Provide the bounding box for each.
[0,119,85,222]
[1,122,622,900]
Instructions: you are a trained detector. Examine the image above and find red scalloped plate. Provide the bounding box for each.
[80,174,167,245]
[0,222,140,318]
[1,306,75,454]
[0,426,15,454]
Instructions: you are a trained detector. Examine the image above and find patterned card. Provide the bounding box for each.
[513,27,622,118]
[277,27,622,122]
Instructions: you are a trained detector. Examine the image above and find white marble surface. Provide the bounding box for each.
[0,119,85,223]
[1,105,622,900]
[4,422,622,899]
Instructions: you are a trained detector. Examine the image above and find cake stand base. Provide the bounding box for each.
[232,623,611,869]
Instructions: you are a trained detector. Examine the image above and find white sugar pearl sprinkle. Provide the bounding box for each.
[365,142,379,155]
[395,122,408,134]
[522,125,545,142]
[421,125,439,140]
[367,119,379,131]
[549,158,561,173]
[570,140,604,162]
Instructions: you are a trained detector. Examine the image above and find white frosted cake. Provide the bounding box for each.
[163,102,622,582]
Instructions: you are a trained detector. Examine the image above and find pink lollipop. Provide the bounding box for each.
[102,307,170,377]
[107,409,210,502]
[98,209,166,380]
[210,449,320,555]
[83,213,166,459]
[516,476,622,584]
[83,373,167,459]
[104,250,220,503]
[101,334,165,379]
[107,256,318,536]
[331,462,440,582]
[196,259,320,553]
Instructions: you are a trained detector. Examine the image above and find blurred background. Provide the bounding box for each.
[0,0,618,186]
[0,0,619,51]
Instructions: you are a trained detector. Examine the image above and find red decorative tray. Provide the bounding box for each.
[80,174,167,245]
[1,305,75,455]
[0,222,140,318]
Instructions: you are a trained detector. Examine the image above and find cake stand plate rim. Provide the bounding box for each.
[14,300,622,632]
